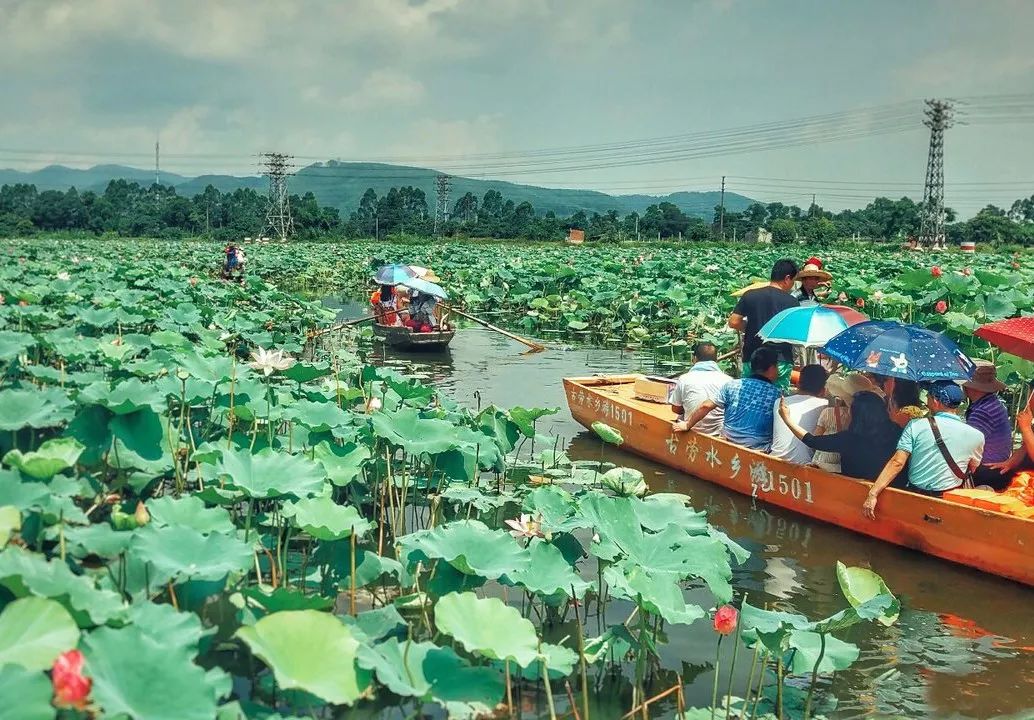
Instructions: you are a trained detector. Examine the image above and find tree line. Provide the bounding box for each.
[2,179,1033,246]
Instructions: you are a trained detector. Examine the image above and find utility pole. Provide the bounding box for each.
[718,176,726,240]
[154,138,160,187]
[918,99,954,251]
[635,214,640,242]
[433,174,451,236]
[259,152,296,242]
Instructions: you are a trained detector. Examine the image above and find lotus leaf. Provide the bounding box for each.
[63,524,135,559]
[0,388,74,431]
[399,520,530,579]
[236,610,371,706]
[785,629,860,674]
[591,421,624,446]
[2,437,84,480]
[346,605,406,642]
[0,506,19,548]
[501,538,592,599]
[0,546,125,626]
[127,601,214,653]
[242,586,336,617]
[83,625,219,720]
[371,407,459,456]
[0,597,79,671]
[311,440,370,487]
[212,447,326,499]
[508,406,559,438]
[146,495,235,535]
[836,561,900,626]
[434,592,539,667]
[604,564,705,625]
[601,467,648,497]
[78,378,167,414]
[285,399,353,432]
[0,330,34,362]
[312,543,405,590]
[128,524,252,586]
[282,496,372,540]
[512,641,579,681]
[0,664,55,720]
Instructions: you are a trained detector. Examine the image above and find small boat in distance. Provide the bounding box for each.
[564,374,1034,587]
[372,323,455,351]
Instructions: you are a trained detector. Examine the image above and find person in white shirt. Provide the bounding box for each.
[770,364,829,464]
[668,342,732,437]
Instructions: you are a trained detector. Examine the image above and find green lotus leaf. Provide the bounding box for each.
[77,306,118,327]
[2,438,84,480]
[171,349,237,382]
[150,329,195,350]
[633,493,709,532]
[312,542,406,590]
[434,592,539,667]
[835,561,900,626]
[440,485,518,514]
[358,638,504,706]
[601,467,647,497]
[371,407,459,455]
[127,601,214,653]
[0,388,74,432]
[78,378,167,414]
[436,426,506,481]
[582,624,635,664]
[785,629,860,674]
[603,564,704,625]
[212,447,326,499]
[0,546,125,626]
[282,361,333,384]
[399,520,530,579]
[511,641,579,681]
[128,524,252,586]
[501,538,592,600]
[0,597,79,671]
[285,399,353,432]
[0,330,35,362]
[521,486,588,534]
[83,625,219,720]
[282,496,373,540]
[508,406,559,438]
[311,441,371,488]
[0,506,20,548]
[242,586,336,617]
[345,605,406,642]
[0,664,55,720]
[477,405,520,454]
[236,610,371,706]
[590,421,624,446]
[145,495,235,535]
[62,524,135,559]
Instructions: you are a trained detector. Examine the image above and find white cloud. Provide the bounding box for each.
[340,69,427,110]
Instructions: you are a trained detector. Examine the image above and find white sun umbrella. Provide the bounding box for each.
[399,276,448,299]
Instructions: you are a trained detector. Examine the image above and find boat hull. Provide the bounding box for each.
[373,324,454,350]
[564,375,1034,587]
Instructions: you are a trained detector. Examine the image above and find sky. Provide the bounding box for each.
[2,0,1033,214]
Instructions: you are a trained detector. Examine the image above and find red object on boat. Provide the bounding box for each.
[975,316,1034,362]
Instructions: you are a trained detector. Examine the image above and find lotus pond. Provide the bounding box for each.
[0,238,1032,720]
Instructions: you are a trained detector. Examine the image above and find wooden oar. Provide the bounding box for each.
[308,314,375,340]
[442,304,546,353]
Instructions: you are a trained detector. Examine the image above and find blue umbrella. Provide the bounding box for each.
[374,264,417,285]
[759,304,868,347]
[821,320,975,381]
[399,276,448,299]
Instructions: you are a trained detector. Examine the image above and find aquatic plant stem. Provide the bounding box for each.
[540,642,557,720]
[349,531,357,616]
[776,657,784,720]
[572,586,591,720]
[725,595,745,720]
[504,659,514,718]
[802,632,826,720]
[749,651,769,720]
[711,635,723,720]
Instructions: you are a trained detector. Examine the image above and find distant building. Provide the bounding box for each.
[567,229,585,244]
[744,228,772,244]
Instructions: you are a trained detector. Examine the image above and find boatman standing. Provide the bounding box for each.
[728,258,799,389]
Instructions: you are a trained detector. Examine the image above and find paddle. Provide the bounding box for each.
[308,314,375,340]
[442,304,546,353]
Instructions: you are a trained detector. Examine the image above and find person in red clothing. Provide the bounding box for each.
[370,284,398,325]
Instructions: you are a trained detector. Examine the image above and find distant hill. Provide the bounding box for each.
[1,161,756,219]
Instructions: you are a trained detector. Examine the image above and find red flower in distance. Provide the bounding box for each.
[52,649,91,710]
[935,300,948,314]
[855,298,865,308]
[713,605,738,635]
[931,266,943,277]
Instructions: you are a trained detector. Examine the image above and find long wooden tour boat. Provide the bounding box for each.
[564,374,1034,587]
[373,323,455,350]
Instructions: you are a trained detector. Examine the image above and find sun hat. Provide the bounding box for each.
[962,359,1006,394]
[826,373,884,405]
[795,262,832,282]
[423,270,442,283]
[926,380,965,408]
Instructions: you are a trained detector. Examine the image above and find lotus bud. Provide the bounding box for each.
[366,397,382,413]
[176,368,190,381]
[134,501,150,526]
[935,300,948,314]
[52,649,91,709]
[713,605,738,635]
[931,266,942,277]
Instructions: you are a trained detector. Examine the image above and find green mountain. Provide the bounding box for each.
[1,161,756,219]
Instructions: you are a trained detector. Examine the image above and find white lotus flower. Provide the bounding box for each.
[873,290,885,301]
[57,271,70,281]
[71,256,80,264]
[505,513,544,539]
[365,397,382,413]
[705,264,719,272]
[248,347,296,376]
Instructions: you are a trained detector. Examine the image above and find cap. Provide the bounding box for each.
[927,380,964,408]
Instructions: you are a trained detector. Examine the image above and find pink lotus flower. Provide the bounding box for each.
[505,514,544,539]
[52,649,91,709]
[837,292,848,302]
[189,277,199,286]
[963,267,972,276]
[935,300,948,314]
[713,605,738,635]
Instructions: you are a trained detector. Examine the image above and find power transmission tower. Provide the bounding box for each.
[260,152,296,242]
[433,174,451,236]
[918,100,954,250]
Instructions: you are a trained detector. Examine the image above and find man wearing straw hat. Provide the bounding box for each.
[792,257,832,306]
[964,360,1017,489]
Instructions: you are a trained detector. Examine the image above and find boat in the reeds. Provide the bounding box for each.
[564,374,1034,587]
[372,323,455,350]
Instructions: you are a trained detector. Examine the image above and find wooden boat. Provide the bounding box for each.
[564,374,1034,587]
[372,323,454,350]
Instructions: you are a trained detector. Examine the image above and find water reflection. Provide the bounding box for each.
[324,299,1034,718]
